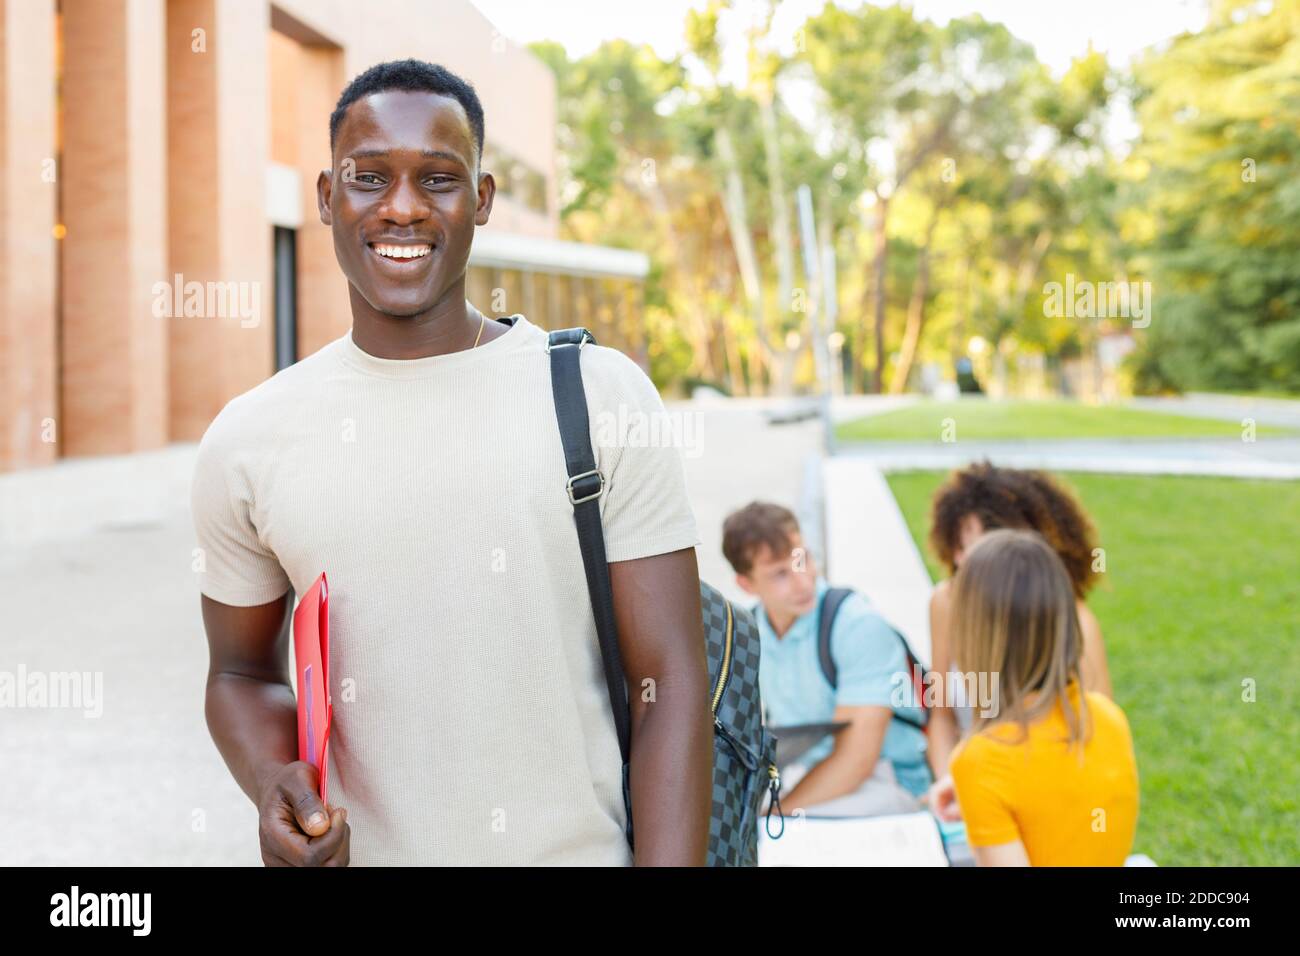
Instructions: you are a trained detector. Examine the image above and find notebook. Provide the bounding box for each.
[759,812,950,867]
[292,572,332,803]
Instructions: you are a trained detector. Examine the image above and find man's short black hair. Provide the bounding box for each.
[329,58,485,161]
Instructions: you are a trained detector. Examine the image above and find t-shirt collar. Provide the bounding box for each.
[337,313,528,379]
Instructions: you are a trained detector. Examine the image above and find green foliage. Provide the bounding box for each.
[532,1,1293,398]
[1128,0,1300,393]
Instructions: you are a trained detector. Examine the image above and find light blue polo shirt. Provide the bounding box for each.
[756,577,931,797]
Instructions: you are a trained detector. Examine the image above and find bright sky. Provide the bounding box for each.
[472,0,1210,79]
[471,0,1212,151]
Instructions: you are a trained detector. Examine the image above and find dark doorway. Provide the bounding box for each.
[273,226,298,371]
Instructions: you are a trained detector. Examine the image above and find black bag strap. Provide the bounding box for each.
[817,587,928,732]
[546,326,635,849]
[816,587,854,690]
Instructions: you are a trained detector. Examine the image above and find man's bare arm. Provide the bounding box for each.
[779,704,892,811]
[201,592,349,865]
[202,593,297,799]
[609,547,712,866]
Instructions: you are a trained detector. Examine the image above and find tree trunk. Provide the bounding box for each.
[759,95,795,316]
[890,212,942,394]
[714,125,771,359]
[951,248,970,368]
[891,249,931,394]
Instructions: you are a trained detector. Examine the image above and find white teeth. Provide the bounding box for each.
[372,244,431,259]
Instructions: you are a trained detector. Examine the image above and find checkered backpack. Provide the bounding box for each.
[547,327,781,866]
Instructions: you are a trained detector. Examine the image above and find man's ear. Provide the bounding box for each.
[735,573,757,598]
[474,169,496,227]
[316,168,332,225]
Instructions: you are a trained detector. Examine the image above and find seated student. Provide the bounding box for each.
[721,501,930,817]
[943,529,1139,866]
[925,462,1114,802]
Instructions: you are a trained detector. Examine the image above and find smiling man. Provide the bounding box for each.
[191,60,711,866]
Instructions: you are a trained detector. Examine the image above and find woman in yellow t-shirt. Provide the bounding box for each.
[946,529,1139,866]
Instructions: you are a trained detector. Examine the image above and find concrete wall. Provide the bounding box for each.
[0,0,59,471]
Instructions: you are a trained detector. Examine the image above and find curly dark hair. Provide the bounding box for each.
[928,461,1099,598]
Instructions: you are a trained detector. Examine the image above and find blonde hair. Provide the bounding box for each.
[951,528,1090,748]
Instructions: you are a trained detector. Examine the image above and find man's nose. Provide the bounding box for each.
[379,174,431,224]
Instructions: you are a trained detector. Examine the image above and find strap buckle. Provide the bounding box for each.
[566,468,605,505]
[546,329,594,353]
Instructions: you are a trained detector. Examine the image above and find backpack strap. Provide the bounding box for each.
[817,588,854,690]
[886,624,929,732]
[547,326,635,851]
[818,587,928,732]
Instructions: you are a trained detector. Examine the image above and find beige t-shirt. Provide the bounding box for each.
[190,314,701,865]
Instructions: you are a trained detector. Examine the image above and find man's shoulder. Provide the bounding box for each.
[575,341,660,404]
[829,588,894,635]
[826,587,908,664]
[511,318,656,400]
[198,337,344,450]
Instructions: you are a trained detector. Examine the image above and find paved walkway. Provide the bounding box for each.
[1130,392,1300,429]
[670,399,823,603]
[835,437,1300,479]
[822,458,935,665]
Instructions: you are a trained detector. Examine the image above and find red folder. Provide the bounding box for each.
[293,572,332,804]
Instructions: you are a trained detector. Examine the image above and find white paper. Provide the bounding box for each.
[758,811,950,867]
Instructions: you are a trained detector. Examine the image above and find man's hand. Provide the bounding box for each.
[257,761,350,866]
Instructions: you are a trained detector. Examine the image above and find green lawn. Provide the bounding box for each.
[886,469,1300,866]
[836,399,1292,442]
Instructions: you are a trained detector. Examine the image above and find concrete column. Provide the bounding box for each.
[289,41,348,360]
[0,0,58,471]
[60,0,167,457]
[166,0,271,440]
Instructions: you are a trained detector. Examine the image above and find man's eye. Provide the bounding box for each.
[355,173,382,185]
[426,175,454,187]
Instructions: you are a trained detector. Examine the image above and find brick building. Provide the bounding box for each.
[0,0,648,473]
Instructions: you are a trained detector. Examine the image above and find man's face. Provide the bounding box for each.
[736,532,819,621]
[318,90,494,317]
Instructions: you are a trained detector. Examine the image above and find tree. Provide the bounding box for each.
[1127,0,1300,393]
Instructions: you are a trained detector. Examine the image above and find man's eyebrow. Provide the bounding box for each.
[348,148,467,165]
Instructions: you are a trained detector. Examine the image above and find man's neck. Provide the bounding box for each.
[766,607,798,639]
[348,279,485,360]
